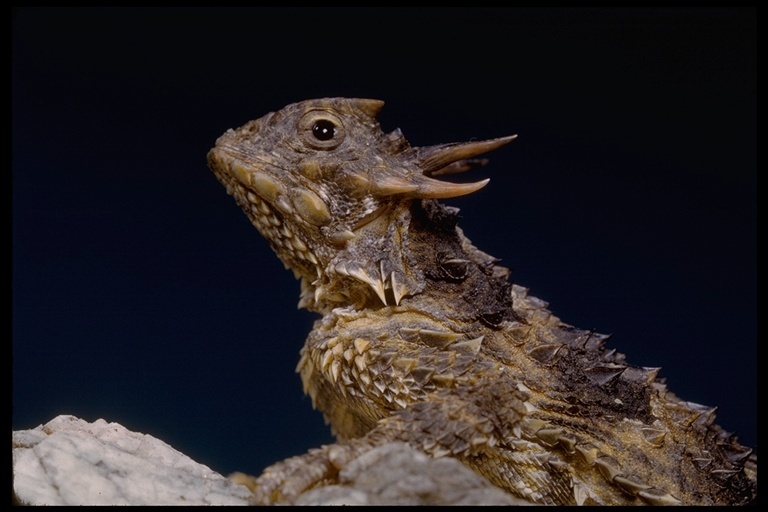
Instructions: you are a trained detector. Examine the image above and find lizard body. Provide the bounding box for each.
[207,98,756,505]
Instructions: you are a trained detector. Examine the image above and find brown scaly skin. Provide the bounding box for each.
[208,98,757,505]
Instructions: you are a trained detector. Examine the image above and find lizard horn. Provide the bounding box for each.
[415,135,517,176]
[371,173,491,199]
[410,175,490,199]
[349,98,385,118]
[367,134,516,199]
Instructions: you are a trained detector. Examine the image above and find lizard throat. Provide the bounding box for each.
[229,179,322,278]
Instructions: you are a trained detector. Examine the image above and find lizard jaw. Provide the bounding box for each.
[207,146,325,278]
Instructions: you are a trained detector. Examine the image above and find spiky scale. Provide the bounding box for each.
[556,433,577,454]
[693,452,714,471]
[640,426,667,447]
[535,427,564,447]
[721,444,754,465]
[585,363,627,386]
[594,455,623,482]
[449,336,484,355]
[638,488,683,506]
[621,366,660,385]
[578,444,605,469]
[527,343,565,364]
[614,475,652,496]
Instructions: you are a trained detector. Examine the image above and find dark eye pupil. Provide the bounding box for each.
[312,119,336,141]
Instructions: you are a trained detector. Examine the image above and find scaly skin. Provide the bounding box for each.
[207,98,756,505]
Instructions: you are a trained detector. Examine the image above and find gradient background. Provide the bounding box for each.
[12,7,756,478]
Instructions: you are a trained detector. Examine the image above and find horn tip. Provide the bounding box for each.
[351,98,385,118]
[500,134,518,144]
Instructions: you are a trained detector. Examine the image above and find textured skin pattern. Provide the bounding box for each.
[208,98,757,505]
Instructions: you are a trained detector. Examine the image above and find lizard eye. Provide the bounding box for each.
[312,119,337,141]
[299,110,345,150]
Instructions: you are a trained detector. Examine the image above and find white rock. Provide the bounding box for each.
[13,416,536,506]
[296,442,533,506]
[12,415,252,505]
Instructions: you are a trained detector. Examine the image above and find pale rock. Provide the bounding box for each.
[13,416,534,506]
[12,415,252,505]
[295,442,533,506]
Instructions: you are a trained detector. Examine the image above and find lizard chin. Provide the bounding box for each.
[208,147,325,280]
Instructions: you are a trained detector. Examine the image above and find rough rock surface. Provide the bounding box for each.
[294,442,531,505]
[13,415,528,506]
[12,415,252,506]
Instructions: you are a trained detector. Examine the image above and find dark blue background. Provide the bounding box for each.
[12,7,756,478]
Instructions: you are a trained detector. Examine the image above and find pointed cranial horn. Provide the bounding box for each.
[359,130,515,200]
[371,173,490,199]
[430,158,489,176]
[367,134,515,199]
[411,175,490,199]
[349,98,385,118]
[372,175,420,196]
[415,135,517,175]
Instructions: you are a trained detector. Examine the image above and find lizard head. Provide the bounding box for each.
[208,98,515,308]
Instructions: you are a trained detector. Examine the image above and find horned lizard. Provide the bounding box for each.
[207,98,757,505]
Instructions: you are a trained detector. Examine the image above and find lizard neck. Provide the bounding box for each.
[301,199,515,329]
[297,199,418,314]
